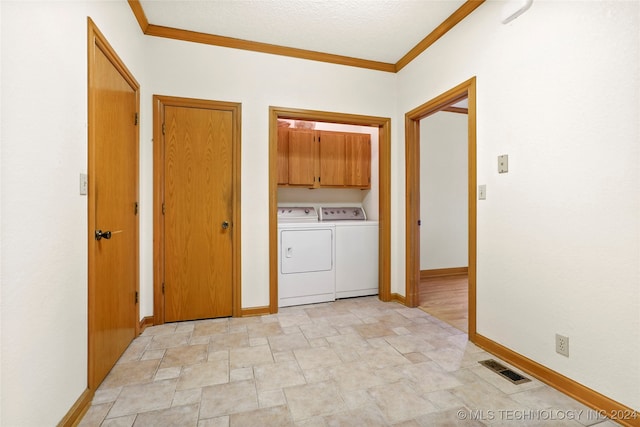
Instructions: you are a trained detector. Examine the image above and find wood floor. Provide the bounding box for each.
[418,274,468,333]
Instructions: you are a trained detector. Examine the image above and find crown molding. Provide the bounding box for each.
[127,0,485,73]
[395,0,485,72]
[144,23,396,72]
[127,0,149,32]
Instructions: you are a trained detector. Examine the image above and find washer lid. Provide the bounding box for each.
[277,206,318,222]
[320,206,367,221]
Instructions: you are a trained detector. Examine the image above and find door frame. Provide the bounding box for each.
[269,107,392,313]
[404,77,477,340]
[153,95,242,324]
[87,18,140,390]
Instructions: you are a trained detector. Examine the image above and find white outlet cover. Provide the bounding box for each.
[555,333,569,357]
[498,155,509,173]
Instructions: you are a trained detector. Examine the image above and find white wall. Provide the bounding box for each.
[398,0,640,410]
[420,112,468,270]
[144,38,396,309]
[0,1,147,425]
[0,1,4,421]
[0,1,4,423]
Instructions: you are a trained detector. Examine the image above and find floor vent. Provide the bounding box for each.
[479,359,531,385]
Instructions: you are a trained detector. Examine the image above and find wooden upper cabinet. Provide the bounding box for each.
[287,129,316,186]
[277,128,371,189]
[277,127,289,185]
[319,131,346,186]
[345,133,371,187]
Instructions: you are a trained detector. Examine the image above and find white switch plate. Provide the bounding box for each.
[479,184,486,200]
[80,173,88,195]
[498,155,509,173]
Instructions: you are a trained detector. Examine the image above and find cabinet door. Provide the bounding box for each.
[319,131,346,186]
[288,129,316,186]
[345,133,371,188]
[277,127,289,185]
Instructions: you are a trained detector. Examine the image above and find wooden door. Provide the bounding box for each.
[88,20,139,390]
[277,127,289,185]
[287,129,316,186]
[345,133,371,188]
[319,131,346,186]
[163,105,234,321]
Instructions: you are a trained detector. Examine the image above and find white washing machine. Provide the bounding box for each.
[319,206,379,298]
[277,207,336,307]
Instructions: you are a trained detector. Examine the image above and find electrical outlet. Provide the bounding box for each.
[556,334,569,357]
[498,154,509,173]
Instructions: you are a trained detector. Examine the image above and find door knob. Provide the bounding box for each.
[221,221,230,230]
[95,230,112,241]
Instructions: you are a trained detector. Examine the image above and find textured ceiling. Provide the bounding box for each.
[139,0,468,64]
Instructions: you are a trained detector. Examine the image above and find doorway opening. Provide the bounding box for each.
[418,102,469,332]
[268,107,392,313]
[405,77,477,340]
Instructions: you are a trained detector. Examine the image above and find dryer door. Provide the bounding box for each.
[280,228,333,274]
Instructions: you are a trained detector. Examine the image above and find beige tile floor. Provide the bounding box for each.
[80,297,619,426]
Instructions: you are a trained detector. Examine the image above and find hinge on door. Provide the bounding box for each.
[162,203,165,215]
[162,123,165,135]
[134,202,139,215]
[134,112,139,126]
[318,176,321,183]
[135,291,139,304]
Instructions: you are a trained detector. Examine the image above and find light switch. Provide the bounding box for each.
[80,173,88,195]
[498,155,509,173]
[479,184,486,200]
